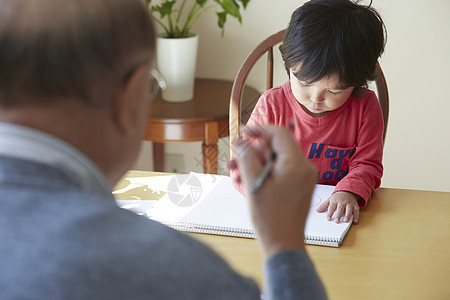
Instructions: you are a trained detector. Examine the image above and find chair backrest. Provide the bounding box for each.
[229,29,389,152]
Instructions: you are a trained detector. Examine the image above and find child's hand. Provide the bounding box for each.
[228,159,242,185]
[316,191,360,223]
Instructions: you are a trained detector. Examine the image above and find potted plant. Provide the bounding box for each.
[145,0,251,102]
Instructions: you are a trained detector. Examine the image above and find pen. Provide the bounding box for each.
[251,152,276,194]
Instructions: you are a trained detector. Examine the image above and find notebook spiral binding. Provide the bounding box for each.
[304,235,341,247]
[163,222,341,246]
[163,221,257,239]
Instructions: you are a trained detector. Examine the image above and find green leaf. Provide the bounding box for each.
[216,11,227,37]
[215,0,242,23]
[237,0,250,9]
[149,0,252,38]
[216,11,227,29]
[152,1,176,19]
[196,0,208,7]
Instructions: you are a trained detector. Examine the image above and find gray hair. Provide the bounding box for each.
[0,0,155,106]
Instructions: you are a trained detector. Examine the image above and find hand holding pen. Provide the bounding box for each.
[250,120,296,194]
[232,125,317,258]
[250,151,276,194]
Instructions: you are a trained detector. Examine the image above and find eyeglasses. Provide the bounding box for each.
[149,68,167,101]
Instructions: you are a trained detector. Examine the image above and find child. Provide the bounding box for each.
[230,0,386,224]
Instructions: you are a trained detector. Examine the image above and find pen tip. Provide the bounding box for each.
[271,152,277,160]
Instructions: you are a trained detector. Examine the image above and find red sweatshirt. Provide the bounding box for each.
[231,81,384,207]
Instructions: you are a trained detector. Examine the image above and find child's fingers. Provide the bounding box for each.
[326,201,337,221]
[316,199,329,213]
[353,206,360,224]
[333,203,345,224]
[343,204,353,223]
[228,159,242,184]
[233,174,242,185]
[227,159,238,171]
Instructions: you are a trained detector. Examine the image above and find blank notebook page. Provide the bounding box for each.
[147,173,352,247]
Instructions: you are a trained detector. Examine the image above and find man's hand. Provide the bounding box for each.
[231,125,317,258]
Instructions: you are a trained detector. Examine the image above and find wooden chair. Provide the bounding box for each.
[229,29,389,152]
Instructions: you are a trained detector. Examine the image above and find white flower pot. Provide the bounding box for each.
[156,34,199,102]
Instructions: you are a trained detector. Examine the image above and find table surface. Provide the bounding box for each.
[115,170,450,300]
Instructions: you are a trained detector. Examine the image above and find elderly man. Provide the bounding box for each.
[0,0,327,299]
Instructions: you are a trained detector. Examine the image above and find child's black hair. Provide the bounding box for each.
[280,0,386,91]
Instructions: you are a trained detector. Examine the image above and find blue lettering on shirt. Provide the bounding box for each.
[309,143,355,183]
[308,143,324,159]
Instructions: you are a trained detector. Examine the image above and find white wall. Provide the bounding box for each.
[135,0,450,193]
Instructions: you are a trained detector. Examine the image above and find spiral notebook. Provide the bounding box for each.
[129,173,352,247]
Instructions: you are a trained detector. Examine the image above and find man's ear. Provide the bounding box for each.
[112,65,148,135]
